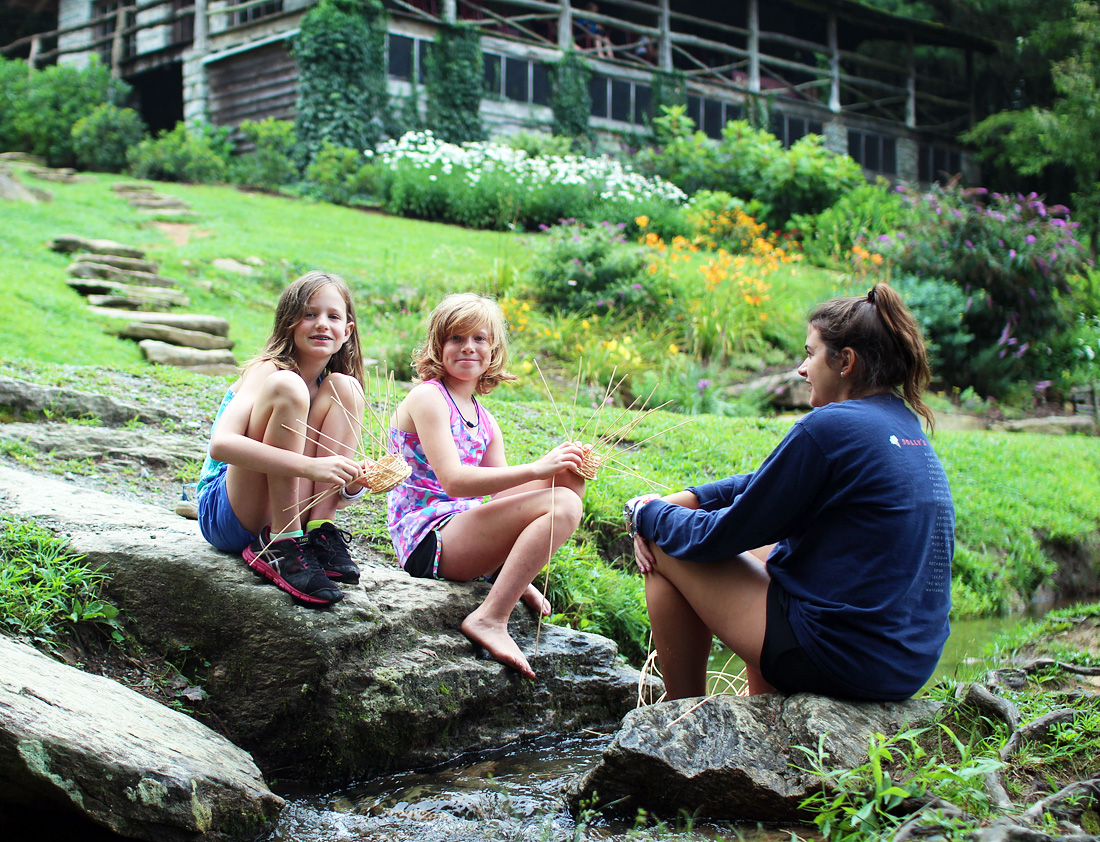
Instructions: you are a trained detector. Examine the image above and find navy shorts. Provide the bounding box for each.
[197,466,256,554]
[759,582,860,699]
[404,529,441,579]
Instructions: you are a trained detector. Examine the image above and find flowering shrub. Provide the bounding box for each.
[870,186,1090,395]
[523,220,648,314]
[366,130,687,231]
[638,215,799,361]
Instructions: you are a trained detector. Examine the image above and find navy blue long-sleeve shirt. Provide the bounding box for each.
[635,394,954,699]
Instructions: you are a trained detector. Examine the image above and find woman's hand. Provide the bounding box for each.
[532,441,585,478]
[634,533,657,575]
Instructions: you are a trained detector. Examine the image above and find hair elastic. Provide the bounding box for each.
[866,287,878,305]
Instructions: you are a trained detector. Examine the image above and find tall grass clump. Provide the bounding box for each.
[0,514,121,645]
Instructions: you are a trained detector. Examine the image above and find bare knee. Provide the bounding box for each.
[550,487,583,533]
[322,372,364,412]
[263,369,311,411]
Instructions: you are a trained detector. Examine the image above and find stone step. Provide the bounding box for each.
[129,197,191,211]
[86,295,172,311]
[120,322,235,351]
[68,278,189,307]
[68,261,178,289]
[139,339,236,368]
[51,234,145,259]
[111,182,156,193]
[73,252,158,274]
[88,306,230,336]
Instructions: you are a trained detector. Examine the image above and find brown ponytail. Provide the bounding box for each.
[808,283,935,432]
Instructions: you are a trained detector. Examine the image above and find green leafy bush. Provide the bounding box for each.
[71,103,147,173]
[0,57,31,153]
[293,0,391,167]
[792,178,907,266]
[892,273,975,386]
[505,130,575,158]
[424,23,485,143]
[637,115,863,227]
[523,220,648,313]
[8,58,128,167]
[304,143,373,204]
[230,118,298,190]
[127,122,230,183]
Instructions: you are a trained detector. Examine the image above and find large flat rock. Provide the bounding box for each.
[0,465,654,786]
[0,635,283,842]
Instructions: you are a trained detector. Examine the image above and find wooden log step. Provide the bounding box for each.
[67,261,178,289]
[139,339,236,368]
[120,323,235,351]
[88,307,230,336]
[112,183,156,193]
[51,235,145,259]
[68,279,188,307]
[73,253,158,274]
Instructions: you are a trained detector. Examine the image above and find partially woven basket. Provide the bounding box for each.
[571,444,604,481]
[363,453,412,494]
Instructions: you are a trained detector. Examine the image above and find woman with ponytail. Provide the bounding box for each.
[625,283,954,701]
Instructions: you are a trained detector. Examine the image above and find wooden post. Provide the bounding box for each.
[558,0,572,51]
[110,5,126,78]
[443,0,457,24]
[658,0,671,72]
[906,32,916,128]
[194,0,208,54]
[747,0,759,93]
[827,13,840,113]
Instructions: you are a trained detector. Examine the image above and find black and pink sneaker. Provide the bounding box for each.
[308,522,360,584]
[243,527,343,606]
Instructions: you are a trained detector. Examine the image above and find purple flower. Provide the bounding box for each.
[631,283,642,290]
[1009,249,1016,259]
[878,234,891,242]
[696,378,711,392]
[1025,235,1037,244]
[965,240,974,248]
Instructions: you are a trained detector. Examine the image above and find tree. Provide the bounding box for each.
[964,1,1100,252]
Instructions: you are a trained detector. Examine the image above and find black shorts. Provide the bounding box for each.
[404,530,438,579]
[759,582,861,699]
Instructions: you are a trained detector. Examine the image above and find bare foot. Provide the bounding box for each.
[520,583,551,617]
[460,611,535,678]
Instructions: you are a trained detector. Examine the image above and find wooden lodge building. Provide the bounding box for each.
[3,0,993,184]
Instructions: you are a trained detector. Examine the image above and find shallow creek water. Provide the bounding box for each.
[269,613,1033,842]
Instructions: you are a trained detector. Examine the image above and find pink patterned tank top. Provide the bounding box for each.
[386,380,496,566]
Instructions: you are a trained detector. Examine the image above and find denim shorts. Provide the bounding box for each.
[197,466,256,554]
[759,582,859,699]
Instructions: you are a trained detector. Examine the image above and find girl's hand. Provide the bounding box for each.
[634,533,657,575]
[305,454,363,486]
[532,441,585,478]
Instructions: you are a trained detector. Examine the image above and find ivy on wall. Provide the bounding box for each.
[292,0,391,165]
[424,23,485,143]
[550,50,592,142]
